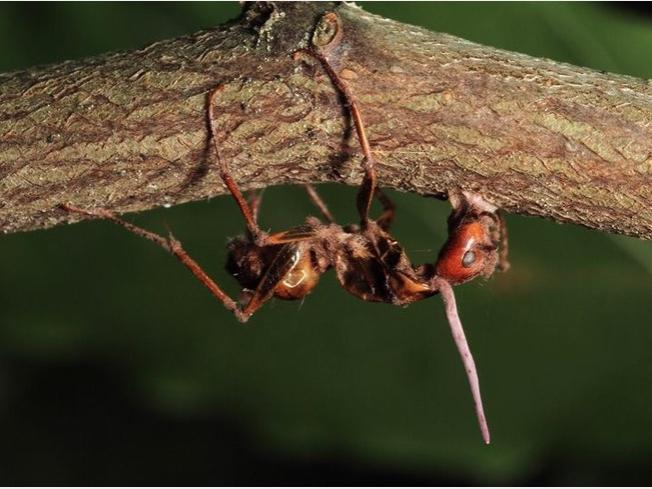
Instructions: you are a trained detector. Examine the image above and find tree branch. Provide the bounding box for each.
[1,2,650,238]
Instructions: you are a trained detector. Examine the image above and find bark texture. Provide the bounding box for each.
[0,2,650,238]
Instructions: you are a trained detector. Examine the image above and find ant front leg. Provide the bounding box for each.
[60,204,251,323]
[496,211,510,272]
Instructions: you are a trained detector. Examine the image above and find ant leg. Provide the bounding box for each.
[60,204,250,323]
[304,50,377,227]
[247,189,265,226]
[496,211,510,272]
[207,85,262,241]
[375,188,395,231]
[304,184,335,222]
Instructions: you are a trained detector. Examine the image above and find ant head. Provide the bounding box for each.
[435,216,498,285]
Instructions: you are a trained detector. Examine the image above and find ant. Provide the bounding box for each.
[61,47,508,445]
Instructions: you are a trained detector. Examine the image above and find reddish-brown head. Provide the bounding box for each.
[435,218,498,285]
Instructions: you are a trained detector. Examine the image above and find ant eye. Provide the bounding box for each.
[462,250,476,268]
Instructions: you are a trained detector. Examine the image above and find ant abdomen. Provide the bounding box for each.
[272,247,322,300]
[226,238,324,302]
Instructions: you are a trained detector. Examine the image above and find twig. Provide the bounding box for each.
[0,2,650,238]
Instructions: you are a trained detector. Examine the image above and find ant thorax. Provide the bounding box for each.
[328,220,436,305]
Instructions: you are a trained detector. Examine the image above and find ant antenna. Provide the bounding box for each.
[435,278,491,444]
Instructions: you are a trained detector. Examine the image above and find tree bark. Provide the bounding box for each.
[0,2,650,238]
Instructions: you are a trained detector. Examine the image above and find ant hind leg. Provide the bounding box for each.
[207,85,263,242]
[375,188,395,231]
[304,184,335,222]
[60,203,248,322]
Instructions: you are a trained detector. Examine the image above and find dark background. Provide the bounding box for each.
[1,2,651,485]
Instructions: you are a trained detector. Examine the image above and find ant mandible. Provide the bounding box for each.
[61,44,508,445]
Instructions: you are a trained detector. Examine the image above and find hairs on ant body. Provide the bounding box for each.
[61,38,508,445]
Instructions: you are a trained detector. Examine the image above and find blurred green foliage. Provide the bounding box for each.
[1,2,651,485]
